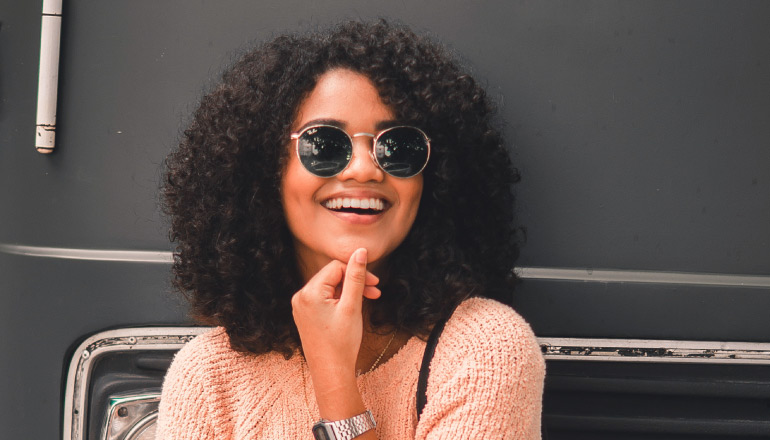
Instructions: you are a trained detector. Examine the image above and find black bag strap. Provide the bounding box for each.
[416,312,451,421]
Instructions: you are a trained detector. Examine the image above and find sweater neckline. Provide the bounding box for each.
[356,334,423,379]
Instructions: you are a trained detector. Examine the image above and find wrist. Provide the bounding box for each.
[314,381,366,421]
[301,355,365,420]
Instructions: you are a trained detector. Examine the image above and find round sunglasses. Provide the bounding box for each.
[291,125,431,178]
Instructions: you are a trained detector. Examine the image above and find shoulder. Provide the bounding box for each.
[162,326,298,402]
[432,297,545,384]
[169,327,234,375]
[451,296,532,332]
[160,327,233,401]
[445,297,541,356]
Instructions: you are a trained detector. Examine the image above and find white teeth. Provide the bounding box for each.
[323,197,386,211]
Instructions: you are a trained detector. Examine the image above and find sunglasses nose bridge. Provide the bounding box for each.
[351,132,375,148]
[350,132,379,164]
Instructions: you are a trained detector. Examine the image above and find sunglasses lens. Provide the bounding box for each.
[375,127,430,178]
[297,126,352,177]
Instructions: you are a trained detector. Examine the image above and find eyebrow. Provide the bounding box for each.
[294,118,401,133]
[296,119,344,132]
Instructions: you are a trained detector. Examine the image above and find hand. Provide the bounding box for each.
[291,248,381,376]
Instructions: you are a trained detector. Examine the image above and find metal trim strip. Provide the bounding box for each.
[3,244,769,287]
[518,267,770,288]
[0,244,172,263]
[540,337,770,364]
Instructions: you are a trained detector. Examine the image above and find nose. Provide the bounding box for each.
[337,133,384,182]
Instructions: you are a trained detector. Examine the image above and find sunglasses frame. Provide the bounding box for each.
[290,124,431,179]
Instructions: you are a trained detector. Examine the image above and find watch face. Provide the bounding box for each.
[312,424,332,440]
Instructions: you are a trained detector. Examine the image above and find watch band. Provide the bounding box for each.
[312,410,376,440]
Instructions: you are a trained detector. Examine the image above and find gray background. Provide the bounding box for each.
[1,1,768,438]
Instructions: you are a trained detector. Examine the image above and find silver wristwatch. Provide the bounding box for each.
[312,410,376,440]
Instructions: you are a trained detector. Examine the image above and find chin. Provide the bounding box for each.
[332,242,390,266]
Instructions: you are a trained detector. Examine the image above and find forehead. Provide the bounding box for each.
[292,69,396,131]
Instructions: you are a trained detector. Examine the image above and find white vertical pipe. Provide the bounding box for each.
[35,0,63,154]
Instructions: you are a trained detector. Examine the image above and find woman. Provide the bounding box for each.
[158,20,544,439]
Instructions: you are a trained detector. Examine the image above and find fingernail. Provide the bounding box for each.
[355,248,367,264]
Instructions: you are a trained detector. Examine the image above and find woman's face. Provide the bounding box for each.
[281,68,423,280]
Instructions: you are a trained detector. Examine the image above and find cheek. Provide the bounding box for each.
[280,159,317,221]
[399,177,424,222]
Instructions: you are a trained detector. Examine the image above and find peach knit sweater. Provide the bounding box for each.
[156,297,545,439]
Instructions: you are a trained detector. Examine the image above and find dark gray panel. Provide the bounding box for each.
[507,1,770,275]
[512,279,770,341]
[543,361,770,438]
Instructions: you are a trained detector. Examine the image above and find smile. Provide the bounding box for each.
[322,197,387,215]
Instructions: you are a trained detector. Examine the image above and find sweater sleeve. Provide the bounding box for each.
[155,332,219,440]
[414,298,545,440]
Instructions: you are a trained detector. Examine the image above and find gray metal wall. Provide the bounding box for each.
[1,1,768,438]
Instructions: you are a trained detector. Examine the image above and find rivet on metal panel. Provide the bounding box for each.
[118,407,128,417]
[128,337,137,345]
[82,350,90,359]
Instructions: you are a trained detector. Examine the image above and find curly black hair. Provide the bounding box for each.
[164,20,520,358]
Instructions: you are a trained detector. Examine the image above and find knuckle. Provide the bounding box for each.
[291,290,308,307]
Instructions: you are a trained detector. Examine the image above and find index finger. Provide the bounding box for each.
[339,248,368,313]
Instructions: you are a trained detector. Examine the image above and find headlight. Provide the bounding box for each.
[63,327,209,440]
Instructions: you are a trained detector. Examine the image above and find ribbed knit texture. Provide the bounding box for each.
[156,297,545,439]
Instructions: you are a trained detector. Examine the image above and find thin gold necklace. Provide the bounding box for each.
[359,331,397,376]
